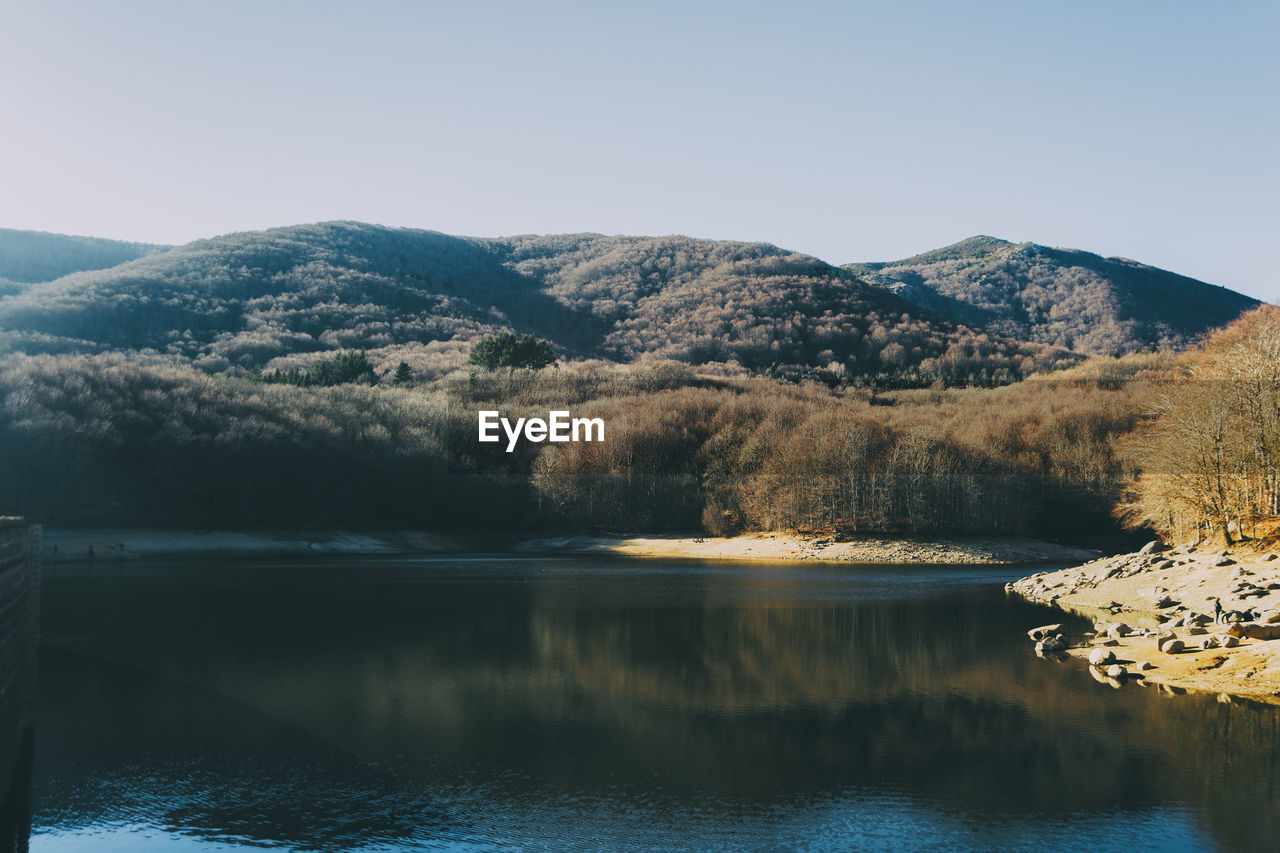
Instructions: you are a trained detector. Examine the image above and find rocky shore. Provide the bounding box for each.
[1009,540,1280,702]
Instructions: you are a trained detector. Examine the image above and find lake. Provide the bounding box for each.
[12,556,1280,851]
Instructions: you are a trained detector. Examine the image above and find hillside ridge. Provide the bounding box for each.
[843,235,1258,354]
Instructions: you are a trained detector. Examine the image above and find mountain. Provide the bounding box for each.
[0,228,166,295]
[0,222,1075,386]
[844,236,1260,354]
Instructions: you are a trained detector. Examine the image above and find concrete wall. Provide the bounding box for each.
[0,518,38,849]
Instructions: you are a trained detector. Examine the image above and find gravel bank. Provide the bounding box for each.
[1009,541,1280,702]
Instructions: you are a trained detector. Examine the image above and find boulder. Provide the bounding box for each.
[1027,624,1064,641]
[1088,666,1122,688]
[1138,540,1166,555]
[1098,638,1119,646]
[1105,664,1128,678]
[1216,557,1237,567]
[1187,626,1208,636]
[1088,647,1117,666]
[1154,595,1178,609]
[1160,638,1186,654]
[1135,661,1154,671]
[1241,623,1280,641]
[1224,610,1251,623]
[1264,553,1278,561]
[1036,636,1067,653]
[1155,629,1178,644]
[1198,636,1221,650]
[1107,623,1131,640]
[1258,610,1280,625]
[1219,634,1241,648]
[1224,623,1248,638]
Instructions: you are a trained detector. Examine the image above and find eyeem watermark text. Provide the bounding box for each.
[478,410,605,452]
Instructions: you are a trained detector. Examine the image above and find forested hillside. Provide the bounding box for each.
[0,228,165,295]
[0,222,1077,387]
[0,350,1152,536]
[845,236,1258,354]
[0,221,1264,537]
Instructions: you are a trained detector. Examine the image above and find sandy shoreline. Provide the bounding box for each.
[518,533,1101,564]
[37,528,1100,565]
[1009,541,1280,703]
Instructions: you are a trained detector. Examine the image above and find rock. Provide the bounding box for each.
[1154,595,1178,609]
[1088,666,1122,688]
[1098,638,1119,647]
[1216,557,1237,567]
[1264,553,1278,561]
[1258,610,1280,624]
[1106,664,1128,678]
[1219,634,1241,648]
[1107,623,1131,640]
[1036,636,1067,653]
[1027,624,1064,641]
[1135,661,1154,671]
[1160,638,1186,654]
[1224,623,1248,638]
[1241,623,1280,640]
[1089,648,1117,666]
[1138,540,1166,555]
[1170,617,1186,628]
[1198,636,1221,650]
[1153,559,1175,570]
[1155,629,1178,644]
[1225,610,1251,623]
[1188,613,1213,626]
[1187,626,1208,635]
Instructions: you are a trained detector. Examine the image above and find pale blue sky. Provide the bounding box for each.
[1,1,1276,300]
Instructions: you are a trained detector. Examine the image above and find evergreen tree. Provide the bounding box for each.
[469,333,557,371]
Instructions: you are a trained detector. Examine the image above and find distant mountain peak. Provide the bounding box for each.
[843,237,1258,355]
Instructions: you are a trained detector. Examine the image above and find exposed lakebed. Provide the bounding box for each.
[23,557,1280,851]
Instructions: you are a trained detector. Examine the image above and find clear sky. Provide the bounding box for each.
[1,1,1276,301]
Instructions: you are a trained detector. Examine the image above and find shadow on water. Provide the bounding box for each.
[29,558,1280,851]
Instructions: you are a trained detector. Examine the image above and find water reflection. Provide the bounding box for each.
[31,558,1280,851]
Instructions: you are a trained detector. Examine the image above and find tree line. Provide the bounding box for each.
[2,307,1274,543]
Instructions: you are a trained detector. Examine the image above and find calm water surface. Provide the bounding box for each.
[14,557,1280,851]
